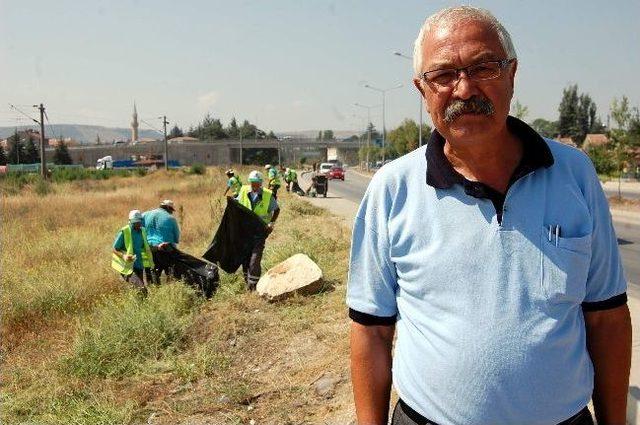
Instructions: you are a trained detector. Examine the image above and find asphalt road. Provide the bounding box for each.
[324,168,640,287]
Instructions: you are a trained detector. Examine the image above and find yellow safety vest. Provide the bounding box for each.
[268,168,281,187]
[111,225,154,275]
[237,185,273,224]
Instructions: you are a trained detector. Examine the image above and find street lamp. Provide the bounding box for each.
[394,51,424,148]
[354,103,380,171]
[364,83,402,163]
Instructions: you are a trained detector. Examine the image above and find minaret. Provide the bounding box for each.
[131,101,139,142]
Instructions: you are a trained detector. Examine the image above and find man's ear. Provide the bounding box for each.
[413,78,429,113]
[413,78,425,98]
[509,60,518,88]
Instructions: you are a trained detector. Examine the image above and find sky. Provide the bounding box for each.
[1,0,639,134]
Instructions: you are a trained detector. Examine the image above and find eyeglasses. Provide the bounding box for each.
[421,59,515,87]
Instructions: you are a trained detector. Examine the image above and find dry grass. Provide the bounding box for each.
[1,167,354,424]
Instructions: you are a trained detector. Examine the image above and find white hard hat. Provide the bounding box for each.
[264,164,271,170]
[248,170,263,183]
[128,209,142,223]
[160,199,174,208]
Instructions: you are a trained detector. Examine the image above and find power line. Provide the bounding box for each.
[8,104,39,124]
[43,110,61,140]
[140,118,164,134]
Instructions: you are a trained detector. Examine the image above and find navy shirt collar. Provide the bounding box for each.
[426,116,554,191]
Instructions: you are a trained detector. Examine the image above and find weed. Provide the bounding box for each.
[62,284,200,378]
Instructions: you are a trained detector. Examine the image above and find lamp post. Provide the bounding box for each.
[364,83,402,163]
[354,103,380,171]
[394,51,424,148]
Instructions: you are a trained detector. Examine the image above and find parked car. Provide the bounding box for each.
[328,166,345,180]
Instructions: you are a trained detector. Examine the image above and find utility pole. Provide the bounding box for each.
[239,131,243,165]
[355,103,380,171]
[365,83,402,164]
[37,104,47,178]
[394,51,424,148]
[160,116,169,170]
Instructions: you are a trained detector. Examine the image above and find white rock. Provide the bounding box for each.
[256,254,323,301]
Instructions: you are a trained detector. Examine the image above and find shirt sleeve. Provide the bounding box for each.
[581,158,627,303]
[112,230,125,251]
[346,175,399,319]
[227,178,233,187]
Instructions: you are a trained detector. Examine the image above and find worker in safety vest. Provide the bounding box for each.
[284,167,299,192]
[223,169,242,197]
[236,170,280,291]
[112,209,154,292]
[264,164,282,198]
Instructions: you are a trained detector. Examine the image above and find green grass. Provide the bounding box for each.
[62,284,200,379]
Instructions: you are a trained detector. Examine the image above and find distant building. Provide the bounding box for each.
[48,137,79,147]
[135,137,160,144]
[168,136,200,143]
[0,129,47,149]
[582,134,609,151]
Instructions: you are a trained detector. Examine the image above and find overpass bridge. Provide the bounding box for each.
[46,138,362,168]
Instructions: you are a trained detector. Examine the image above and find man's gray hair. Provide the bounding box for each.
[413,6,517,77]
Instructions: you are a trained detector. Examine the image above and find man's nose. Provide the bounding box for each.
[452,71,477,100]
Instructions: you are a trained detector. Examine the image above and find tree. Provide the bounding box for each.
[7,130,23,164]
[323,130,334,140]
[530,118,558,138]
[266,130,277,139]
[558,84,601,145]
[511,99,529,120]
[387,119,420,157]
[317,131,323,141]
[188,114,227,140]
[610,96,630,130]
[24,137,40,164]
[0,145,7,165]
[227,117,239,139]
[585,144,616,176]
[558,84,579,140]
[53,140,73,165]
[168,125,184,139]
[96,133,102,145]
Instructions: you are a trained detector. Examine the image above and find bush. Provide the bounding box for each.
[189,163,206,175]
[62,284,200,378]
[33,176,52,196]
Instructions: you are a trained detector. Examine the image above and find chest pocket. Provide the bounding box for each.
[540,226,592,303]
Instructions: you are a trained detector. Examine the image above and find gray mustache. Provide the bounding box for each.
[444,97,495,123]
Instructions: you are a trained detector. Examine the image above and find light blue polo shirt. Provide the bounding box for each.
[347,132,627,424]
[142,208,180,246]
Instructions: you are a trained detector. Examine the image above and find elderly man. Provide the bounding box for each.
[347,7,630,425]
[112,209,154,292]
[142,199,180,282]
[236,170,279,290]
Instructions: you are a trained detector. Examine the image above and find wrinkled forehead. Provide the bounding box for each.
[422,20,506,69]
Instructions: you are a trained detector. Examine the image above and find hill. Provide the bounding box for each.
[0,124,160,144]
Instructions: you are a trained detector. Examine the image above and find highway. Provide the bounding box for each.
[309,168,640,287]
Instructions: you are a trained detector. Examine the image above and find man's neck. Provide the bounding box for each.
[443,125,523,194]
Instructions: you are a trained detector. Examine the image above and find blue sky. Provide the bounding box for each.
[1,0,638,134]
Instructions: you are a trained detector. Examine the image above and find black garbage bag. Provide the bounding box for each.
[203,197,268,273]
[170,249,220,298]
[291,181,305,196]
